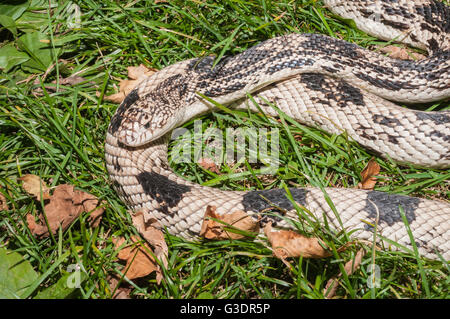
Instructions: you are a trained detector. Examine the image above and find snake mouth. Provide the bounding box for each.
[117,114,181,147]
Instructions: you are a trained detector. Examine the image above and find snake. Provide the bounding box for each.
[105,0,450,260]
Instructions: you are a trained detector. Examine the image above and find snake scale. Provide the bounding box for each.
[105,0,450,260]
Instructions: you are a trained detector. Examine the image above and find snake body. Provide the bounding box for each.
[105,0,450,260]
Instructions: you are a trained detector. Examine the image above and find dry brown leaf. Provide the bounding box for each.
[198,157,221,174]
[264,222,331,259]
[357,158,380,190]
[114,236,159,280]
[33,72,94,95]
[56,75,88,86]
[105,64,157,104]
[324,248,366,299]
[25,184,104,238]
[113,288,131,299]
[103,92,125,104]
[127,64,156,80]
[19,174,51,201]
[200,206,259,240]
[131,212,168,284]
[378,45,426,60]
[73,190,105,228]
[26,184,78,237]
[0,187,8,211]
[107,276,132,299]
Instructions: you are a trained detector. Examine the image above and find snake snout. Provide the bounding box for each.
[114,105,184,147]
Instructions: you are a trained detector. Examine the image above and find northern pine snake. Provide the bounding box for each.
[105,0,450,260]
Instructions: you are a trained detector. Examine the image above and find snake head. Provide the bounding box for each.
[108,75,188,147]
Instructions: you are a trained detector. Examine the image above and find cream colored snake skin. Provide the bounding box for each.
[105,0,450,260]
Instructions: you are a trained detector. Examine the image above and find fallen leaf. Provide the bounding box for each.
[114,236,159,280]
[37,75,91,93]
[107,276,132,299]
[264,222,331,259]
[198,157,221,174]
[0,187,8,211]
[131,212,168,284]
[105,64,156,104]
[200,206,259,240]
[127,64,156,80]
[26,184,80,237]
[377,45,426,60]
[73,190,104,228]
[357,158,380,190]
[113,287,131,299]
[19,174,51,201]
[57,75,88,86]
[30,60,94,95]
[103,91,125,104]
[324,248,366,299]
[0,247,39,299]
[25,184,104,238]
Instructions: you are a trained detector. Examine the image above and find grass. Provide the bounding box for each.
[0,0,449,299]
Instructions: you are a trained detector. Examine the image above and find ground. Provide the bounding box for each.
[0,0,449,299]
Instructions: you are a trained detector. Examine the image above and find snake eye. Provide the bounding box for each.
[113,104,184,147]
